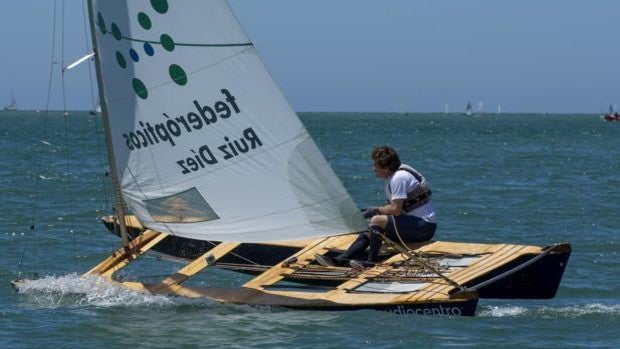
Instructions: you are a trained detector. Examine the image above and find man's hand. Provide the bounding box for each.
[363,206,379,219]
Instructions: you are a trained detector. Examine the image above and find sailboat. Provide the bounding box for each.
[13,1,570,316]
[3,91,17,111]
[465,102,472,116]
[602,104,620,121]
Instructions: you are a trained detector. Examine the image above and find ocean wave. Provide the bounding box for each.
[479,302,620,318]
[13,273,175,308]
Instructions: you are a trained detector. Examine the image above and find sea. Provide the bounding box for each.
[1,111,618,348]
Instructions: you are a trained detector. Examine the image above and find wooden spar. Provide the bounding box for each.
[85,0,130,247]
[84,230,168,279]
[149,242,239,293]
[242,235,358,289]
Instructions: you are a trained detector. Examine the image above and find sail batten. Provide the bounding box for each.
[91,0,366,242]
[112,35,253,47]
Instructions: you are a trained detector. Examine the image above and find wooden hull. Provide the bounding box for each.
[13,217,571,317]
[102,216,571,301]
[469,246,570,299]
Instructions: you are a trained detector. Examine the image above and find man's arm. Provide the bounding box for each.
[378,198,405,216]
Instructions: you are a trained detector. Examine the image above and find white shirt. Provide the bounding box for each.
[384,170,436,223]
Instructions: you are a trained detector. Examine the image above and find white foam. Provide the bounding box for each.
[479,303,620,318]
[15,273,175,308]
[548,303,620,317]
[479,305,527,317]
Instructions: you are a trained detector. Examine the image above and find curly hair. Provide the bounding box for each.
[371,146,401,172]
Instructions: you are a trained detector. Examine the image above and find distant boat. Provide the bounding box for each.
[3,92,17,111]
[497,105,502,114]
[477,101,484,116]
[465,102,472,116]
[602,104,620,121]
[89,103,102,115]
[444,102,449,116]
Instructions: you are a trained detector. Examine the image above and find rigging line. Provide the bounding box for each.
[81,0,97,112]
[19,0,60,280]
[81,0,111,244]
[60,0,78,267]
[203,240,262,267]
[464,246,554,292]
[81,1,112,262]
[386,216,464,289]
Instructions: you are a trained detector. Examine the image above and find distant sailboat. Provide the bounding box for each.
[465,102,472,116]
[444,102,449,116]
[497,105,502,114]
[400,101,408,117]
[3,92,17,111]
[89,102,102,115]
[602,104,620,121]
[477,101,484,116]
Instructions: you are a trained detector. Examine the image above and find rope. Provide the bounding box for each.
[59,0,79,269]
[379,215,466,290]
[204,240,263,267]
[16,0,60,280]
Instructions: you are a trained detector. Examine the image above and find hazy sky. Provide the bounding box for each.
[1,0,618,113]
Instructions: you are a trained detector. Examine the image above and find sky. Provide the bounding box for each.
[1,0,619,113]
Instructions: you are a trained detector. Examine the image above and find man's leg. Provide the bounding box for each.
[365,215,389,262]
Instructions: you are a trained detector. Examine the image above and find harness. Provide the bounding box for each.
[388,164,432,212]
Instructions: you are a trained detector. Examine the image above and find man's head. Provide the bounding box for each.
[371,146,401,179]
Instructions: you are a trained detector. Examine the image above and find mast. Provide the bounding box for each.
[86,0,130,246]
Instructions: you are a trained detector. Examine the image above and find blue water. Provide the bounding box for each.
[1,111,619,348]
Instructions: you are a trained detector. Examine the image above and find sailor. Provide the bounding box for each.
[323,146,437,266]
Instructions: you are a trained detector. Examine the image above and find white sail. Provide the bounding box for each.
[91,0,365,242]
[4,91,17,111]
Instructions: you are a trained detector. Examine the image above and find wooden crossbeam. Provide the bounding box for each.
[329,253,407,294]
[149,242,239,293]
[109,239,557,311]
[243,235,358,289]
[84,229,168,279]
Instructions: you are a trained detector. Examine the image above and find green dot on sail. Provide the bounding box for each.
[132,79,148,99]
[111,23,122,41]
[151,0,169,14]
[116,52,127,69]
[97,13,107,34]
[161,34,175,52]
[138,13,152,30]
[169,65,187,86]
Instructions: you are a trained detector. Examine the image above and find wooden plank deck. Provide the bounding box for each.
[96,217,550,310]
